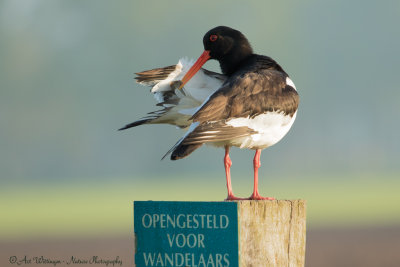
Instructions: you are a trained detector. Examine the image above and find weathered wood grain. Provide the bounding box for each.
[238,200,306,267]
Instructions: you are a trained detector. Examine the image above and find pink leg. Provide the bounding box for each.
[224,146,245,201]
[249,149,275,200]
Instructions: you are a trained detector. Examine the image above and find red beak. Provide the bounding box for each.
[178,50,211,89]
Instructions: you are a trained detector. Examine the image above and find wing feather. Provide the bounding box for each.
[135,65,177,86]
[121,58,227,130]
[191,69,299,124]
[182,121,256,145]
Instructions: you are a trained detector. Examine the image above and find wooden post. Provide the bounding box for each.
[238,200,306,267]
[134,200,306,267]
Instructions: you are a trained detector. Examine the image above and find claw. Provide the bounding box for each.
[225,194,247,201]
[248,193,275,200]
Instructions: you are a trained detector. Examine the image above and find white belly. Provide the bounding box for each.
[221,111,297,149]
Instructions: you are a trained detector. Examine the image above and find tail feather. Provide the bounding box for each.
[161,136,202,161]
[170,143,202,160]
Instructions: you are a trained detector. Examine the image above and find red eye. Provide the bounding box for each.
[209,34,218,42]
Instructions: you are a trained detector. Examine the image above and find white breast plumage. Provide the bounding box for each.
[226,111,297,149]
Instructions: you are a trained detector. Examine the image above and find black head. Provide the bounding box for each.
[178,26,254,89]
[203,26,253,74]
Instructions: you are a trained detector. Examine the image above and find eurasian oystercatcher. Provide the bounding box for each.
[119,58,226,130]
[121,26,299,201]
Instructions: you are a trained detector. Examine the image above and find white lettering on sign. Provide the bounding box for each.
[142,214,152,228]
[140,212,231,266]
[167,233,205,248]
[142,252,230,267]
[177,214,185,228]
[141,214,229,229]
[143,252,154,266]
[160,214,166,228]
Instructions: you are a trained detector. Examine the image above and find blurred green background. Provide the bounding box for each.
[1,0,399,241]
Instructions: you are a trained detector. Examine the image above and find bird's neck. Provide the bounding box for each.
[219,48,253,76]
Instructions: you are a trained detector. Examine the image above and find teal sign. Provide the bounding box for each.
[134,201,238,267]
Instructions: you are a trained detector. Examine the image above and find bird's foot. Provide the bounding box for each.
[248,193,275,200]
[225,194,247,201]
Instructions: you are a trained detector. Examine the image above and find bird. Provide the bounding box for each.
[121,26,299,201]
[119,58,226,130]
